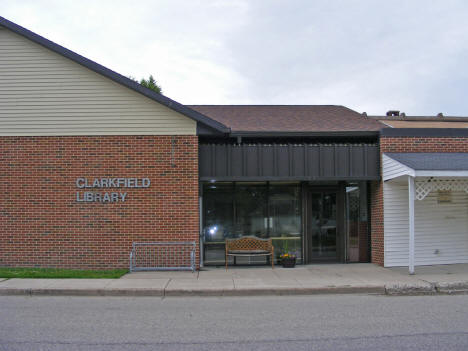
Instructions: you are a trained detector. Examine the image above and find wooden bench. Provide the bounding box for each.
[225,236,274,269]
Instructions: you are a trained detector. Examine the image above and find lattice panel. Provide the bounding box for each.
[415,179,468,200]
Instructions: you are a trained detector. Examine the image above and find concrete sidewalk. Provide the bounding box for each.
[1,263,467,297]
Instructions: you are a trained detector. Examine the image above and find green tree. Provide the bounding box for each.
[139,75,162,94]
[129,75,162,94]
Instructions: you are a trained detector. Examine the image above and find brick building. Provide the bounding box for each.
[369,115,468,273]
[1,17,467,273]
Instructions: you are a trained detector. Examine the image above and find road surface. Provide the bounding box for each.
[1,294,468,350]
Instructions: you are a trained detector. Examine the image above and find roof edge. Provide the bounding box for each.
[369,115,468,121]
[381,128,468,137]
[230,131,380,137]
[384,152,468,177]
[0,16,230,133]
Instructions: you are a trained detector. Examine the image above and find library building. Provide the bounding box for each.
[2,16,468,274]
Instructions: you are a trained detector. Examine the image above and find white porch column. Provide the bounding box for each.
[408,176,415,275]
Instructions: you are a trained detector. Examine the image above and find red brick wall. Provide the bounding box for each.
[381,136,468,153]
[0,135,199,270]
[369,135,468,266]
[370,181,384,266]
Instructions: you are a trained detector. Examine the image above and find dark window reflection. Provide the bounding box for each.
[346,185,360,262]
[345,182,369,262]
[203,183,233,242]
[269,185,302,260]
[310,192,337,259]
[202,182,302,265]
[235,184,267,238]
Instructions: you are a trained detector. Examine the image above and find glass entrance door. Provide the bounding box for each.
[308,191,338,262]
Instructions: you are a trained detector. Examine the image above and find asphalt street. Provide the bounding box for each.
[1,294,468,350]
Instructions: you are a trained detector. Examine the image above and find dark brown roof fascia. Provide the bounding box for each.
[229,131,380,137]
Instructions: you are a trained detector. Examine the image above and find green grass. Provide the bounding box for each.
[0,267,128,279]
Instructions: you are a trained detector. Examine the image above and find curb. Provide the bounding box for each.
[384,283,436,296]
[435,282,468,295]
[0,285,384,297]
[385,282,468,296]
[165,286,386,297]
[0,288,164,297]
[0,284,467,297]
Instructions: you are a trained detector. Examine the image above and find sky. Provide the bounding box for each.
[2,0,468,115]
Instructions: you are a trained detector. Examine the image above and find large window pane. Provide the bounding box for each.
[345,181,369,262]
[203,183,233,265]
[268,185,302,262]
[346,185,360,262]
[203,183,233,241]
[310,192,337,260]
[234,183,267,238]
[202,182,302,265]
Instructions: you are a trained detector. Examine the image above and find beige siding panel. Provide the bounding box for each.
[0,27,196,136]
[384,180,468,267]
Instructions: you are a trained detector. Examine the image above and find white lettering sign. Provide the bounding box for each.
[75,177,151,189]
[75,177,150,202]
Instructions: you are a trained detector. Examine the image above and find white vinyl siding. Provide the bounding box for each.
[0,27,196,136]
[384,181,410,266]
[384,180,468,266]
[382,154,413,181]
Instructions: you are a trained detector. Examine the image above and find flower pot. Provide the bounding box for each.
[281,257,296,268]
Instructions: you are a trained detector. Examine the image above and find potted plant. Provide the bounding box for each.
[279,252,296,268]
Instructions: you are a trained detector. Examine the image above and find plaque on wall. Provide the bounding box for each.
[437,190,452,204]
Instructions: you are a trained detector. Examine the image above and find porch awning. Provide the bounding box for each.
[382,152,468,275]
[382,153,468,181]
